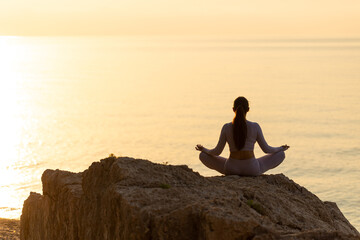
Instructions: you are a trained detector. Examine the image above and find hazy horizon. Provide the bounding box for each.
[1,0,359,37]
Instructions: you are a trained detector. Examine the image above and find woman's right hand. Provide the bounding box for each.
[281,145,290,151]
[195,144,204,151]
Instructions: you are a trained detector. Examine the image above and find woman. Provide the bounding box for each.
[195,96,289,176]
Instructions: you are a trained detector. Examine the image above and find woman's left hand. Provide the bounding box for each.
[195,144,204,151]
[281,144,290,151]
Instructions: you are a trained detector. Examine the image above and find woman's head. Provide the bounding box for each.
[232,96,249,150]
[233,96,249,114]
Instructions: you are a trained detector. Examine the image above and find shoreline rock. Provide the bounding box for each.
[20,156,360,239]
[0,218,20,239]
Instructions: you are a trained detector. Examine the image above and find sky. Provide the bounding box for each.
[0,0,360,37]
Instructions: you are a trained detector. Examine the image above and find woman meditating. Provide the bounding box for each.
[195,96,289,176]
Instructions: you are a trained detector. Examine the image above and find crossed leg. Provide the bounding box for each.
[257,151,285,174]
[199,152,227,174]
[199,150,285,176]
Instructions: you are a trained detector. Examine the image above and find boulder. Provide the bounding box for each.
[20,157,360,239]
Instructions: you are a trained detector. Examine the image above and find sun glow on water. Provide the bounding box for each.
[0,36,359,230]
[0,37,37,218]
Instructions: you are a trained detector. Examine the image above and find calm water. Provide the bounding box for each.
[0,36,359,229]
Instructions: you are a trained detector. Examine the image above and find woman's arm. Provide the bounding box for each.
[196,124,227,156]
[256,123,284,154]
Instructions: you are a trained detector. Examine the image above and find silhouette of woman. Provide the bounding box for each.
[196,96,289,176]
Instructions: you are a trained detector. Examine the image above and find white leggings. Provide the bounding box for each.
[199,151,285,176]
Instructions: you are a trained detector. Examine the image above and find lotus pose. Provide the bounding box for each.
[196,96,289,176]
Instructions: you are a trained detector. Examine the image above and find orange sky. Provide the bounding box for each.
[1,0,359,36]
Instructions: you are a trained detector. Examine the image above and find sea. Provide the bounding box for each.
[0,36,359,230]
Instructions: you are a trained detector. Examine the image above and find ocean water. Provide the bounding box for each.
[0,36,359,230]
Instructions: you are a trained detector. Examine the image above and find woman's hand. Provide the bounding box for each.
[281,145,290,151]
[195,144,204,151]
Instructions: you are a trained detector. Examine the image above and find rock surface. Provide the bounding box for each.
[0,218,20,239]
[21,156,360,240]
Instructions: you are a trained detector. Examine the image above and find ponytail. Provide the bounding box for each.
[232,97,249,150]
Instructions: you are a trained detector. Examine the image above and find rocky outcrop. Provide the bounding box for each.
[20,156,360,240]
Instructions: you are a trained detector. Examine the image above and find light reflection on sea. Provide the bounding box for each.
[0,36,359,230]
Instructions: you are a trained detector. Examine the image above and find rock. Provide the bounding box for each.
[20,157,360,240]
[0,218,20,239]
